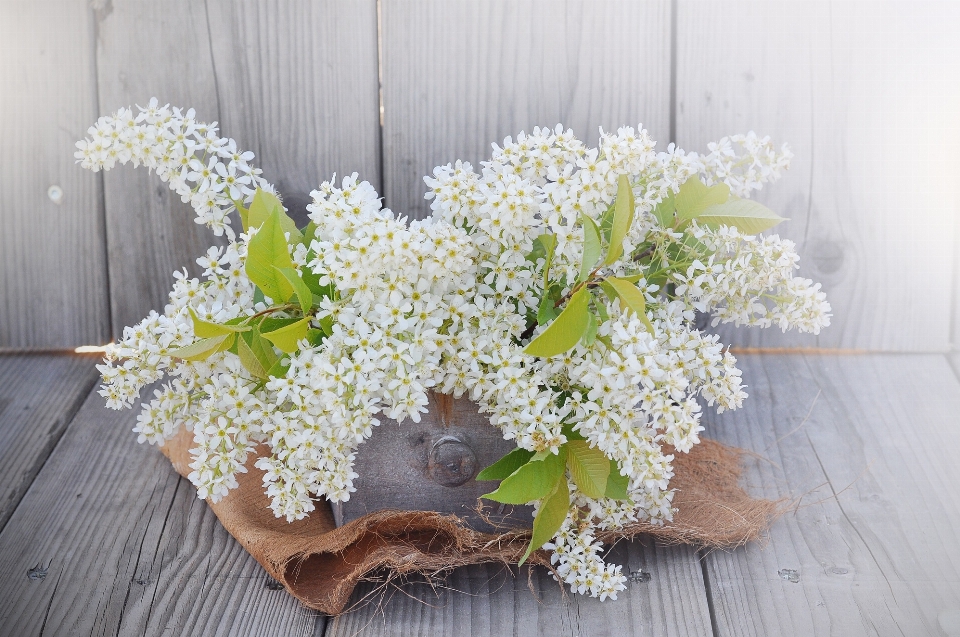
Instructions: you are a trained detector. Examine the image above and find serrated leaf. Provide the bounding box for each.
[247,189,302,243]
[261,317,311,353]
[245,207,296,302]
[274,266,313,314]
[482,447,567,504]
[579,214,602,282]
[566,440,610,499]
[652,192,675,227]
[600,202,615,243]
[603,175,635,266]
[476,448,536,481]
[519,478,570,566]
[242,327,278,370]
[603,276,655,333]
[605,460,630,500]
[188,307,251,339]
[169,334,230,361]
[524,287,591,358]
[675,176,730,223]
[237,332,268,379]
[697,198,787,234]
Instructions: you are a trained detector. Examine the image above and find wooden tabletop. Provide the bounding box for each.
[0,352,958,636]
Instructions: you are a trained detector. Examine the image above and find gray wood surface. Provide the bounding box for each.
[676,1,960,352]
[0,0,111,348]
[702,354,960,636]
[0,354,100,531]
[0,386,324,637]
[95,0,381,338]
[327,542,712,637]
[379,0,672,220]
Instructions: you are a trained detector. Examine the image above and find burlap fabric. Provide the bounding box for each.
[160,427,778,615]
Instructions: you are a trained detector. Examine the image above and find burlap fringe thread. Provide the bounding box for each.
[160,427,779,615]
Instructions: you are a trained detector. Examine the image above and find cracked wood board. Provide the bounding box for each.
[0,0,110,347]
[675,1,960,351]
[0,385,324,637]
[379,0,672,220]
[0,354,100,532]
[95,0,381,337]
[326,541,712,637]
[701,354,960,636]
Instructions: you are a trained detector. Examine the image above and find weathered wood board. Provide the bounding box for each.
[95,0,381,339]
[702,354,960,635]
[0,0,111,348]
[0,354,100,531]
[0,386,324,637]
[326,541,712,637]
[676,1,960,352]
[380,0,672,220]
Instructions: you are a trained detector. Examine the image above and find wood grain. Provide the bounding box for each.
[95,0,381,337]
[0,385,325,637]
[0,0,111,348]
[0,354,100,531]
[676,1,960,352]
[327,541,712,637]
[701,354,960,635]
[205,0,382,227]
[94,0,227,338]
[380,0,672,220]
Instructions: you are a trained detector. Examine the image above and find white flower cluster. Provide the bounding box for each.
[75,97,269,237]
[80,101,829,602]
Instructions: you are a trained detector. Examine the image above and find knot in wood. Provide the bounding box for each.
[428,435,477,487]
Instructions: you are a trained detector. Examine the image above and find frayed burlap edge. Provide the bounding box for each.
[160,427,778,615]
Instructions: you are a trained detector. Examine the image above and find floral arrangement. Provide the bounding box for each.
[76,98,830,601]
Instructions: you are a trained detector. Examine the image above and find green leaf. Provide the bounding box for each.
[561,422,586,442]
[476,448,536,481]
[605,460,630,500]
[697,198,787,234]
[566,440,610,499]
[603,175,635,266]
[301,220,319,248]
[261,317,311,353]
[317,315,334,337]
[274,266,313,314]
[244,326,278,367]
[582,310,598,347]
[538,232,557,287]
[246,189,302,243]
[237,332,268,379]
[169,334,231,361]
[599,202,616,243]
[519,478,570,566]
[524,287,591,358]
[245,206,296,302]
[579,214,602,282]
[306,328,326,347]
[652,192,675,227]
[482,447,567,505]
[259,316,301,333]
[675,176,730,223]
[536,293,559,326]
[300,255,334,301]
[603,276,655,333]
[267,356,290,379]
[188,307,251,339]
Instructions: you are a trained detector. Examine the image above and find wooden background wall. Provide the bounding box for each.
[2,0,958,353]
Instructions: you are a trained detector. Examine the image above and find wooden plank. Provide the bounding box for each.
[94,0,227,337]
[701,354,960,635]
[205,0,382,227]
[0,354,100,531]
[676,1,960,352]
[0,0,111,348]
[95,0,381,336]
[0,387,324,637]
[380,0,672,220]
[327,541,712,637]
